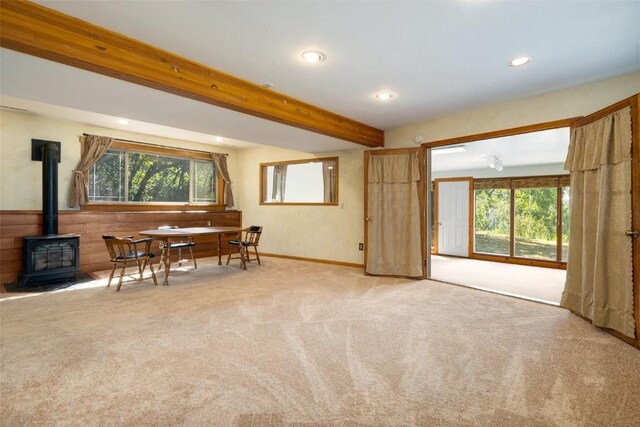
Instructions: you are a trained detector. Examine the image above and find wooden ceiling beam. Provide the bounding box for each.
[0,0,384,147]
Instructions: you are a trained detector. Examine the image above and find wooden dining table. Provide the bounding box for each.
[139,226,245,286]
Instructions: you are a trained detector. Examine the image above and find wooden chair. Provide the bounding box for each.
[102,235,158,291]
[157,226,197,270]
[226,226,262,270]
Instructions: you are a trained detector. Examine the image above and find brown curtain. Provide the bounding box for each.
[68,134,113,207]
[210,153,234,207]
[561,106,635,338]
[322,161,336,203]
[271,165,287,202]
[367,153,422,277]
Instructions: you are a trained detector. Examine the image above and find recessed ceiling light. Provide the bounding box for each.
[215,137,224,143]
[117,118,129,125]
[376,92,394,101]
[509,57,532,67]
[301,51,325,63]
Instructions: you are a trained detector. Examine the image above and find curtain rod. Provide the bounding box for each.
[82,133,228,156]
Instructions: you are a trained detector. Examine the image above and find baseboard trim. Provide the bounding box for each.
[261,253,364,269]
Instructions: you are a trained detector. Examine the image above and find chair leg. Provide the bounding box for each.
[116,263,127,292]
[136,259,145,280]
[178,248,183,267]
[148,259,158,286]
[189,246,197,269]
[106,264,117,288]
[158,247,166,269]
[241,245,248,270]
[254,247,261,265]
[226,248,232,265]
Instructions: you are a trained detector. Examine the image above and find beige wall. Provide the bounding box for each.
[386,72,640,148]
[236,146,366,264]
[0,111,239,210]
[2,72,639,266]
[237,72,640,265]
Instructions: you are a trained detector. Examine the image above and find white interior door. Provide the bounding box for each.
[437,180,469,257]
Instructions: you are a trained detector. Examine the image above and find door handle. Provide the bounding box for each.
[625,230,639,238]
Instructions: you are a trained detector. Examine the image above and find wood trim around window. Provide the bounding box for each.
[427,119,575,270]
[470,253,567,270]
[421,117,580,149]
[80,204,227,212]
[556,188,563,262]
[469,181,569,269]
[509,188,516,257]
[80,138,226,211]
[432,181,438,255]
[110,140,214,160]
[259,156,339,206]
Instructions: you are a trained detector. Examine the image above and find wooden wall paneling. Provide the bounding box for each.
[0,1,383,147]
[0,210,242,289]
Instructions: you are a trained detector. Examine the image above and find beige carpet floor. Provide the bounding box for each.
[431,255,566,305]
[1,257,639,426]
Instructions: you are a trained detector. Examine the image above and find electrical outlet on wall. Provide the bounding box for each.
[359,243,364,251]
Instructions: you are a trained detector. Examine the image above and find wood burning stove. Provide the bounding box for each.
[21,235,80,286]
[17,140,81,287]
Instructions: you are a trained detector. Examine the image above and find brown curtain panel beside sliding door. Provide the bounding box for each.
[366,152,422,277]
[562,106,635,338]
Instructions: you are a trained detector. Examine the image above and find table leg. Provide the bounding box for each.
[218,234,222,265]
[162,238,171,286]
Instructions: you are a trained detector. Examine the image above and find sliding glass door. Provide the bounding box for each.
[514,187,558,260]
[473,177,570,264]
[474,189,511,256]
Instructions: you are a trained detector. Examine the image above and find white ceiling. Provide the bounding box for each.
[1,1,639,151]
[431,127,570,172]
[0,50,360,153]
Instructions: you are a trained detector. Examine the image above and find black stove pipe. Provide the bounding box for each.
[41,142,59,236]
